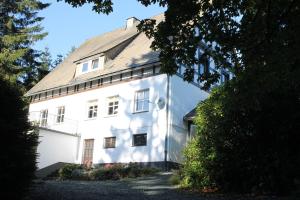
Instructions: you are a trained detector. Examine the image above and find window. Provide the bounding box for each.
[39,109,48,127]
[56,106,65,123]
[107,96,119,115]
[134,89,149,112]
[92,59,99,69]
[104,137,116,148]
[82,63,88,72]
[88,105,98,118]
[133,134,147,146]
[87,101,98,118]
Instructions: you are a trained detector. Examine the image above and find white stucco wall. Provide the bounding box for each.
[37,128,80,169]
[30,74,168,165]
[168,75,209,163]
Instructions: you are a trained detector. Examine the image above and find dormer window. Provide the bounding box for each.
[82,63,88,72]
[92,59,99,69]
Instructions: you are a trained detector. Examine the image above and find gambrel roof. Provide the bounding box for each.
[26,14,163,96]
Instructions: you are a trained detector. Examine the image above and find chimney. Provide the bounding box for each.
[126,17,139,29]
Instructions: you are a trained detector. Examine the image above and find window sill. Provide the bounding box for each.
[85,117,97,121]
[104,114,118,118]
[131,145,147,147]
[132,110,149,114]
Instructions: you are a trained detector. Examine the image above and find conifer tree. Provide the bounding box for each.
[0,0,49,87]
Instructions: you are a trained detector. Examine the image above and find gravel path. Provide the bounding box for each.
[27,172,295,200]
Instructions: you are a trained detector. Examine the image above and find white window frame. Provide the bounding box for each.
[56,106,65,123]
[134,89,149,113]
[39,109,48,127]
[87,100,98,119]
[107,96,119,116]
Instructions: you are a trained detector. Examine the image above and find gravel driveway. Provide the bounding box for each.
[28,172,296,200]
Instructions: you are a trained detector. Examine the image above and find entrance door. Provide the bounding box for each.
[82,139,94,167]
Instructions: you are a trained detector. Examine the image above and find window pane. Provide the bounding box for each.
[144,90,149,99]
[143,101,149,111]
[133,134,147,146]
[82,63,88,72]
[92,59,99,69]
[136,91,143,100]
[104,137,116,148]
[108,107,113,115]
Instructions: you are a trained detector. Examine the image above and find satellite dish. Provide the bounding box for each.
[157,97,166,109]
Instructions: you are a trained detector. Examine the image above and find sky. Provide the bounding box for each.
[35,0,166,58]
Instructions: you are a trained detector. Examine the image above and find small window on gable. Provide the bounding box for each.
[92,59,99,69]
[82,63,88,72]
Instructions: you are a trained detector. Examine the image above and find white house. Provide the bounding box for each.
[26,14,224,170]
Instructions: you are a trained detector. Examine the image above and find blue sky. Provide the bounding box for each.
[35,0,165,58]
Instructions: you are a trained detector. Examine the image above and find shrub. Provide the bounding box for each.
[182,67,300,194]
[71,169,90,180]
[58,164,82,180]
[169,170,181,185]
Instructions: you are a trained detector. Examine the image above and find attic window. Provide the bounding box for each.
[82,63,88,72]
[92,59,99,69]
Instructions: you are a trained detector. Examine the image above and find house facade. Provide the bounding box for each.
[26,14,223,169]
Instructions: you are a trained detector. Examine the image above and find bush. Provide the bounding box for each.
[61,163,160,181]
[169,170,181,185]
[58,164,82,180]
[182,66,300,194]
[0,78,39,199]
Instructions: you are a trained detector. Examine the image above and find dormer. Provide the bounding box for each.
[74,55,106,77]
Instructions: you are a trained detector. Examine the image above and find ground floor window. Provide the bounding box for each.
[132,133,147,146]
[104,137,116,148]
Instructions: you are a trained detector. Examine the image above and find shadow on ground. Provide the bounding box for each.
[27,172,298,200]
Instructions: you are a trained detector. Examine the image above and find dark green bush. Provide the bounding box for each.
[182,66,300,194]
[58,164,82,180]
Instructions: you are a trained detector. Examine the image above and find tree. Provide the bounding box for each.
[0,76,39,199]
[23,47,53,90]
[0,0,49,87]
[52,54,64,67]
[67,45,76,56]
[59,0,300,88]
[182,66,300,194]
[0,0,48,199]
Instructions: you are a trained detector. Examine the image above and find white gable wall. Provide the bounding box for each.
[167,75,209,163]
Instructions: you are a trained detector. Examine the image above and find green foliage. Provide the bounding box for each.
[0,77,39,199]
[58,164,82,180]
[58,163,159,181]
[169,170,181,185]
[0,0,48,89]
[59,0,300,89]
[182,64,300,194]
